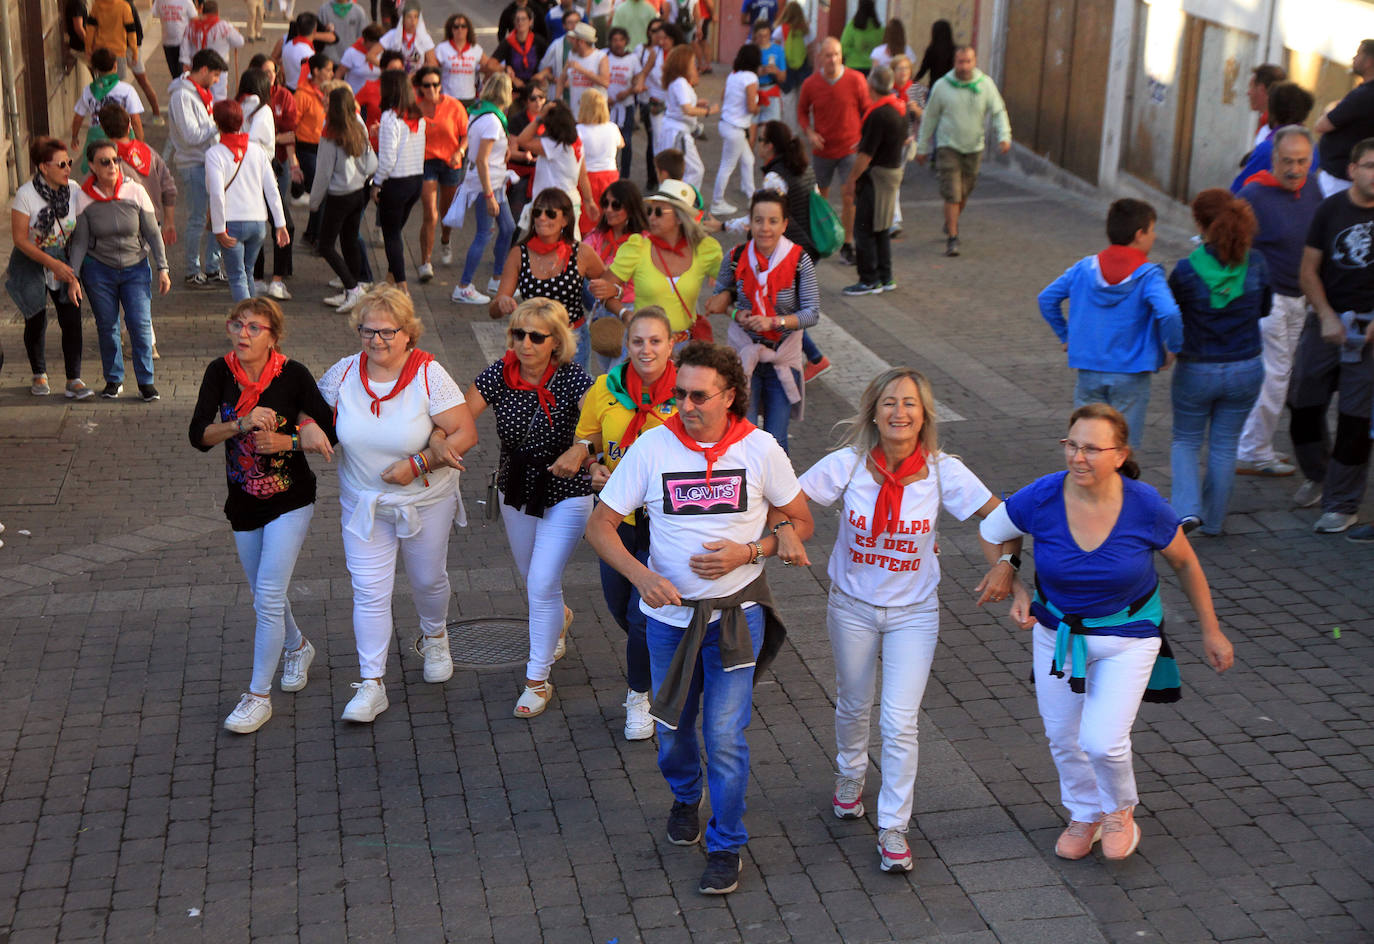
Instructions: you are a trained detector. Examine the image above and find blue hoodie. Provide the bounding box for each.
[1038,255,1183,373]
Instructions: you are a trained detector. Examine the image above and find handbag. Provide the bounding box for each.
[808,188,843,259]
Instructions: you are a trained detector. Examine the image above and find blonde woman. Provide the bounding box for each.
[576,88,625,235]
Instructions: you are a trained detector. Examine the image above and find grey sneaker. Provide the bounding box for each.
[1314,511,1358,534]
[833,775,865,819]
[1293,479,1322,508]
[877,828,913,872]
[31,374,50,396]
[945,236,961,257]
[414,632,453,683]
[279,639,315,692]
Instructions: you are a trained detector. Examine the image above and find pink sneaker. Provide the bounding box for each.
[1054,819,1103,859]
[1101,807,1140,860]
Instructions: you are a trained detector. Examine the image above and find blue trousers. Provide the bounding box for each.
[599,519,652,692]
[83,256,154,386]
[1170,357,1264,534]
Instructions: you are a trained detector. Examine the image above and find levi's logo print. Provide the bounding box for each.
[661,469,749,515]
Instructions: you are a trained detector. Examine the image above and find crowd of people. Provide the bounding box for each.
[5,0,1374,908]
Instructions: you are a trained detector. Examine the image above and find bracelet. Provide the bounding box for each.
[235,417,246,434]
[772,519,794,535]
[749,540,763,564]
[298,416,316,428]
[409,453,430,486]
[291,433,301,451]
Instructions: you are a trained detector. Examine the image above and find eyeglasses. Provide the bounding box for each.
[1061,439,1122,459]
[648,205,674,217]
[94,157,119,167]
[358,325,401,341]
[672,386,725,405]
[227,319,271,337]
[420,81,441,88]
[533,207,562,220]
[511,327,551,344]
[601,197,622,211]
[47,159,73,169]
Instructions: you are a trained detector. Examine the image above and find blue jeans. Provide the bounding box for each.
[460,190,515,286]
[221,219,267,302]
[572,317,591,371]
[647,605,763,853]
[82,256,154,386]
[232,504,313,693]
[748,362,798,454]
[801,330,822,364]
[1170,357,1264,534]
[179,164,221,276]
[1074,369,1153,448]
[600,520,652,693]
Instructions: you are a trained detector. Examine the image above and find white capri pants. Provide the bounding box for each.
[1032,623,1160,823]
[341,491,459,678]
[500,493,594,681]
[828,586,940,831]
[1236,292,1307,465]
[712,120,755,206]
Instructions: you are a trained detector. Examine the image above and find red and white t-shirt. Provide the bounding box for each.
[606,50,639,122]
[565,47,607,117]
[799,448,991,607]
[435,40,484,100]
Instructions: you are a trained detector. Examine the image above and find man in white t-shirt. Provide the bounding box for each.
[72,47,146,166]
[605,27,640,177]
[561,22,608,117]
[587,341,813,897]
[152,0,196,77]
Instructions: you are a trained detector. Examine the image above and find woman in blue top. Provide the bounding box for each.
[979,404,1233,862]
[1168,189,1270,535]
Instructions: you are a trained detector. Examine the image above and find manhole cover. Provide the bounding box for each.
[445,617,528,669]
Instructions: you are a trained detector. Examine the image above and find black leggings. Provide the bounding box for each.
[378,175,422,283]
[318,188,370,290]
[24,288,82,380]
[163,45,181,77]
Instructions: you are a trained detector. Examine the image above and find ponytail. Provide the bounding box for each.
[1191,187,1256,266]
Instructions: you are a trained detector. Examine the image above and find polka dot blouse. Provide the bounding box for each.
[516,242,587,327]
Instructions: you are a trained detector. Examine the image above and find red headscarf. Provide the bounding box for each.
[225,349,287,417]
[618,360,677,451]
[358,349,435,416]
[502,349,558,426]
[662,413,755,484]
[869,446,927,536]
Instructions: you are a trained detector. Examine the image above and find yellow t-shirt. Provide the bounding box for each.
[609,233,723,333]
[576,372,677,524]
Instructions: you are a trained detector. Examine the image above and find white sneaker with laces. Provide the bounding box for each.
[624,689,655,740]
[336,286,365,313]
[833,775,865,819]
[439,243,453,265]
[341,680,388,722]
[418,262,435,282]
[452,284,490,305]
[280,639,315,692]
[708,200,737,217]
[323,291,348,307]
[224,693,272,733]
[415,633,454,683]
[266,281,292,300]
[877,828,913,872]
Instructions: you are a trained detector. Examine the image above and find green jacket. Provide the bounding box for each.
[840,21,885,71]
[915,68,1012,156]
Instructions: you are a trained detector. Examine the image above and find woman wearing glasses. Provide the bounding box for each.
[584,180,648,369]
[68,139,170,402]
[318,286,478,723]
[490,187,606,370]
[412,66,468,283]
[468,298,596,719]
[978,403,1233,862]
[190,298,337,734]
[7,137,89,399]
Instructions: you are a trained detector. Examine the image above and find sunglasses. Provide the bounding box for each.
[533,207,562,220]
[672,386,725,405]
[47,159,74,169]
[227,320,271,337]
[511,328,551,344]
[601,197,622,211]
[94,157,119,167]
[420,81,441,88]
[648,205,674,217]
[358,325,400,340]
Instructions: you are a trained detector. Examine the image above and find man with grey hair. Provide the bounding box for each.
[1235,126,1325,476]
[1315,40,1374,197]
[841,65,909,295]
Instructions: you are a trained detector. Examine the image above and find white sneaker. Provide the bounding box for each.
[708,200,737,217]
[451,284,490,305]
[224,693,272,733]
[439,243,453,265]
[266,281,292,300]
[336,286,365,313]
[253,279,269,296]
[418,262,435,283]
[487,277,502,294]
[624,689,654,740]
[328,276,344,289]
[323,291,348,307]
[291,193,310,207]
[1314,511,1358,534]
[341,679,388,722]
[280,639,315,692]
[414,633,454,683]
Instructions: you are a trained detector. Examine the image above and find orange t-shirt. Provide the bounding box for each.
[294,80,327,145]
[422,96,468,165]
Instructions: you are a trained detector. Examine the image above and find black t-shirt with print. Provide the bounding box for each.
[1306,191,1374,314]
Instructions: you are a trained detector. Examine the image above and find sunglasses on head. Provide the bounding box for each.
[511,327,551,344]
[94,157,119,167]
[533,207,562,220]
[601,197,622,211]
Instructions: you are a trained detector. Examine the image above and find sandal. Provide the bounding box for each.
[514,681,554,718]
[554,606,573,660]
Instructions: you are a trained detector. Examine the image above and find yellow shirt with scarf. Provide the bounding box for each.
[609,233,723,333]
[576,372,677,524]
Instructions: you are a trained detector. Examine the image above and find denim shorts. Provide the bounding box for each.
[423,158,461,187]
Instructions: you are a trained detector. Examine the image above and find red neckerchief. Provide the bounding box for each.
[1256,111,1268,134]
[619,361,676,451]
[188,14,220,50]
[400,28,418,52]
[448,39,472,56]
[501,350,558,426]
[1096,245,1149,285]
[863,93,903,121]
[81,173,124,202]
[352,37,369,53]
[194,81,214,112]
[115,138,153,176]
[893,79,912,101]
[358,349,435,416]
[646,232,687,254]
[1244,169,1306,196]
[292,35,314,49]
[225,349,287,417]
[526,236,572,270]
[869,446,927,536]
[737,237,803,342]
[395,108,422,134]
[507,29,537,72]
[220,132,250,162]
[594,228,631,263]
[662,413,756,484]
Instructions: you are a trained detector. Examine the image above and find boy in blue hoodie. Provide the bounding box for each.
[1038,199,1184,447]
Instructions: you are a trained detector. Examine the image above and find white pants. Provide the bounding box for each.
[711,121,755,206]
[1319,169,1352,198]
[341,491,458,678]
[829,586,940,831]
[500,494,593,681]
[1237,293,1307,464]
[658,122,704,189]
[1033,623,1160,823]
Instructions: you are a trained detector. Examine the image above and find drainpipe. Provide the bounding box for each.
[0,0,24,188]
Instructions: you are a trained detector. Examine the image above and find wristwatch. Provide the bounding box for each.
[997,553,1021,571]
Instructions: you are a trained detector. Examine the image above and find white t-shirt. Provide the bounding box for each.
[340,44,380,93]
[460,110,508,193]
[662,76,696,133]
[282,37,317,91]
[435,40,484,100]
[13,179,81,289]
[532,137,582,202]
[153,0,197,46]
[798,448,991,607]
[868,43,916,72]
[606,50,639,119]
[646,46,667,102]
[75,80,146,119]
[565,48,606,117]
[577,122,623,173]
[380,26,435,73]
[599,423,802,627]
[719,71,758,129]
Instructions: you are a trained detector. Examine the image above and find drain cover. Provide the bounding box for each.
[445,617,528,669]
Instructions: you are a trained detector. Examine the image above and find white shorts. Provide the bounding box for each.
[120,47,146,76]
